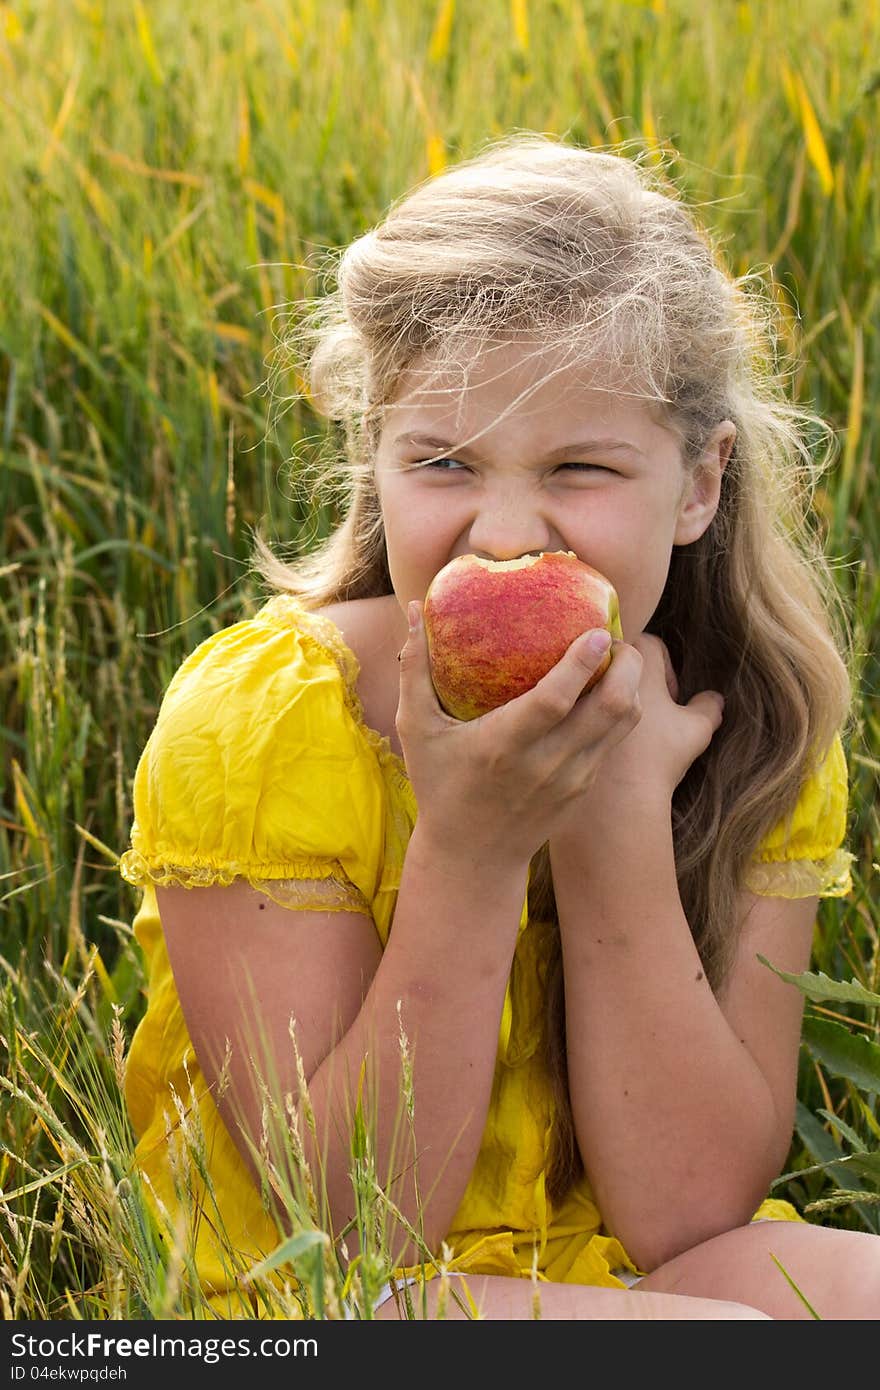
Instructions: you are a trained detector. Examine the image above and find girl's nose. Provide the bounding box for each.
[467,493,554,561]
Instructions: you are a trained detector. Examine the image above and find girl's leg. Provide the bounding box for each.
[375,1274,769,1320]
[638,1220,880,1320]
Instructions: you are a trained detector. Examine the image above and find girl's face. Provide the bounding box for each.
[374,340,735,639]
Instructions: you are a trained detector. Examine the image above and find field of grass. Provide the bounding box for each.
[1,0,878,1318]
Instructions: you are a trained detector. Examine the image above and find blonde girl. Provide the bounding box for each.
[120,133,880,1319]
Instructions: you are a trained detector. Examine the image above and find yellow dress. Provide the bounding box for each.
[119,595,854,1313]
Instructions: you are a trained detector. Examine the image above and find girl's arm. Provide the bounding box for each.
[160,610,638,1262]
[159,823,529,1264]
[550,634,816,1270]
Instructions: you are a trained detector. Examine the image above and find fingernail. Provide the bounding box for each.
[407,601,421,632]
[585,629,611,657]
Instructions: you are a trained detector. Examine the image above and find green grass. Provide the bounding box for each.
[1,0,878,1318]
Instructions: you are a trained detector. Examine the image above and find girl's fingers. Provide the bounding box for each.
[398,608,644,761]
[395,601,449,732]
[505,631,640,742]
[661,641,680,701]
[685,690,725,741]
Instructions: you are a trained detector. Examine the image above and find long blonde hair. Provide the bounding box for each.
[252,133,854,1201]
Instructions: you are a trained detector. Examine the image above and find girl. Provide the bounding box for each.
[120,133,880,1319]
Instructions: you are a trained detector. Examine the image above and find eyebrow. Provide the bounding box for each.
[393,432,644,460]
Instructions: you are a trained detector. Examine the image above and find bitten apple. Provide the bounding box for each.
[423,551,622,720]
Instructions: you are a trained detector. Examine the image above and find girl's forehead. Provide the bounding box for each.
[382,342,668,435]
[394,337,619,393]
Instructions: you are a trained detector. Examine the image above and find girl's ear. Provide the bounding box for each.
[673,420,736,546]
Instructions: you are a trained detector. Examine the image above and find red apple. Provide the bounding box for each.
[423,551,622,720]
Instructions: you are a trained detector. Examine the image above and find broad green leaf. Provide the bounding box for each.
[774,1148,880,1191]
[837,1153,880,1187]
[794,1100,843,1170]
[776,1103,880,1232]
[802,1016,880,1094]
[816,1109,867,1153]
[758,956,880,1008]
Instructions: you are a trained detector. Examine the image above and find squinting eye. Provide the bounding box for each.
[420,457,464,470]
[558,462,609,472]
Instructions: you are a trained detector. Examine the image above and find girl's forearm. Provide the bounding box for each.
[550,800,782,1271]
[304,823,528,1260]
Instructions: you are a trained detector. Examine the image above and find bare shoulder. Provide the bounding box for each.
[317,594,404,666]
[316,596,405,750]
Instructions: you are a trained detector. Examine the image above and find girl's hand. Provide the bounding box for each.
[395,603,643,871]
[579,632,725,809]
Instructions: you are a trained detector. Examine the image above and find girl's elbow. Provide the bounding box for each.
[615,1186,773,1273]
[618,1215,713,1274]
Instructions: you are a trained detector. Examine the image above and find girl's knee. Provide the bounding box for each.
[641,1219,880,1320]
[712,1302,772,1320]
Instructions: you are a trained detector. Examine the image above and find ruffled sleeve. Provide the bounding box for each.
[743,731,854,899]
[118,600,389,918]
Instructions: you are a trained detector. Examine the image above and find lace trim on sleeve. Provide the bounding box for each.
[742,847,855,900]
[118,848,371,915]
